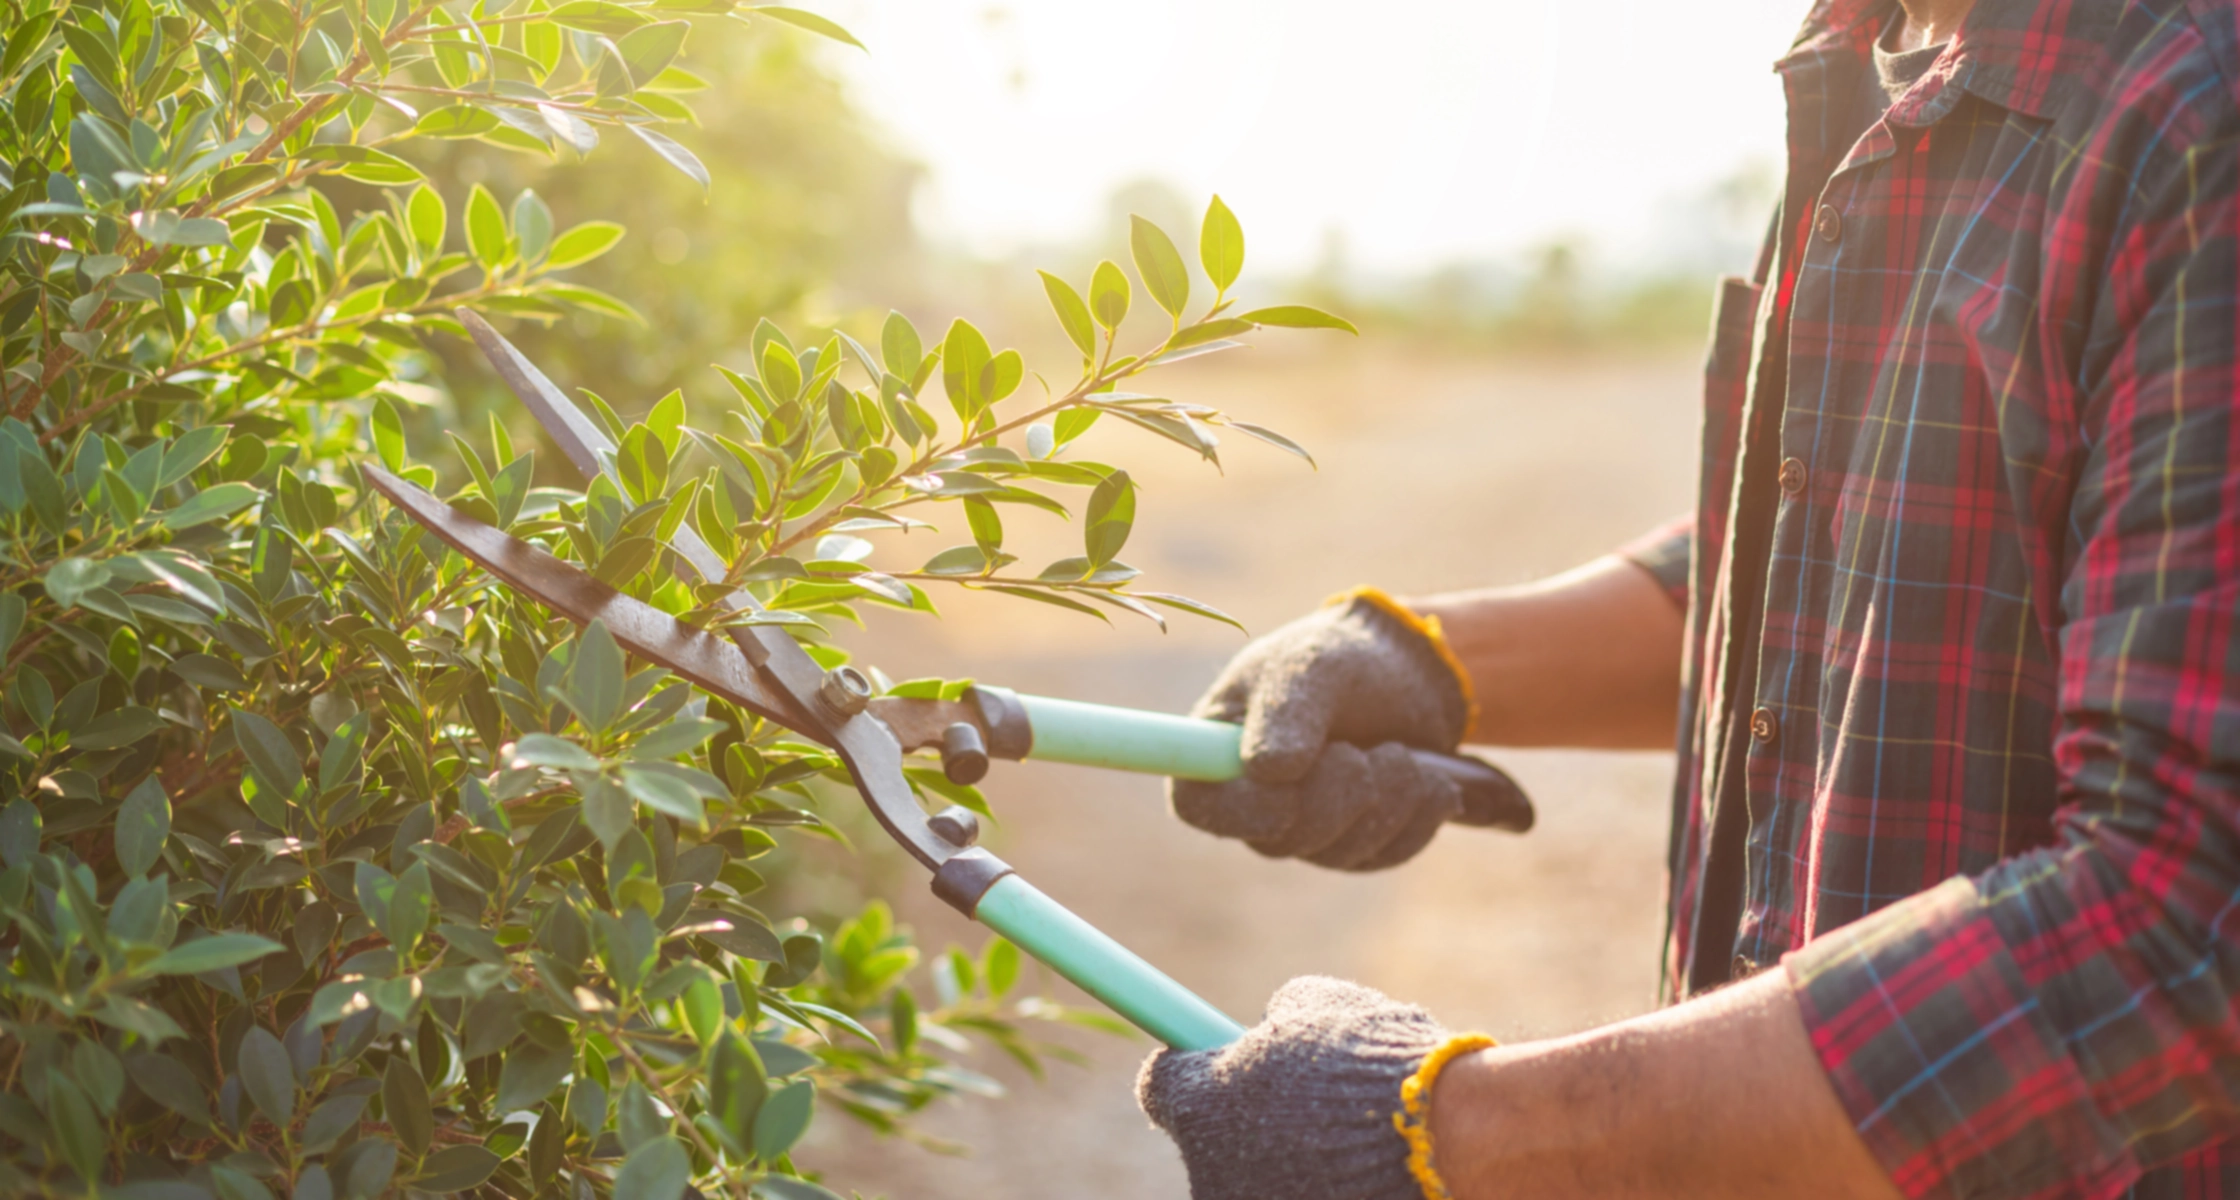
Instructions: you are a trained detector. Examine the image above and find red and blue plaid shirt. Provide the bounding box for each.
[1623,0,2240,1194]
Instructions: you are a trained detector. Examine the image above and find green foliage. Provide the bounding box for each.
[0,0,1350,1197]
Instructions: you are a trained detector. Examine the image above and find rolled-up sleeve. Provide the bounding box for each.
[1618,516,1693,611]
[1783,130,2240,1199]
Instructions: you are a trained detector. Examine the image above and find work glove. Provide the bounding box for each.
[1170,588,1476,870]
[1139,976,1492,1200]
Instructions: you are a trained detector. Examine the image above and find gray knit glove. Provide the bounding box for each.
[1171,590,1472,870]
[1139,976,1471,1200]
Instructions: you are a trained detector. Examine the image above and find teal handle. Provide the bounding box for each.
[973,872,1244,1050]
[1016,694,1243,781]
[1005,692,1537,832]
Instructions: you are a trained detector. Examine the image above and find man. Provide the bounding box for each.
[1134,0,2240,1196]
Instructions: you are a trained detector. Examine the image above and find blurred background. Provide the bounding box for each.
[406,1,1811,1193]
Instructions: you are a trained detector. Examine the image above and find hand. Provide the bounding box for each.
[1170,590,1472,869]
[1139,976,1470,1200]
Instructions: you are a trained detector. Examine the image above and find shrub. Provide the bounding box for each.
[0,1,1348,1196]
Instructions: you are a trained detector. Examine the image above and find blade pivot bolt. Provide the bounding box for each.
[819,665,874,718]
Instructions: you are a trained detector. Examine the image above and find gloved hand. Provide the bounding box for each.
[1139,976,1491,1200]
[1171,588,1476,869]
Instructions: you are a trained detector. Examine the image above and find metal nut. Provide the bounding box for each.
[818,665,873,718]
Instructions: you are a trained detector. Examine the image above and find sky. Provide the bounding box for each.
[822,0,1812,274]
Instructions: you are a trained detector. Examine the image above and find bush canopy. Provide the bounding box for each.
[0,0,1351,1196]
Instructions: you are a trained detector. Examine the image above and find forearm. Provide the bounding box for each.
[1427,969,1900,1200]
[1404,555,1685,749]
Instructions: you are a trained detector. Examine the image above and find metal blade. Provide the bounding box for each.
[460,309,729,583]
[365,465,960,870]
[364,464,804,731]
[458,310,841,737]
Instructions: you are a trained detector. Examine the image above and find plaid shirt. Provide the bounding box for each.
[1621,0,2240,1195]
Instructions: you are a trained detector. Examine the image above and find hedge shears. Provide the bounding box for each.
[361,315,1537,1051]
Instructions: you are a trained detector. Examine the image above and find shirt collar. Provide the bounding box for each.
[1778,0,2118,122]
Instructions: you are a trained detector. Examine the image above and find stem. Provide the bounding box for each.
[612,1033,754,1200]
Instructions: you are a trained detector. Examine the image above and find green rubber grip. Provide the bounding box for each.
[1008,692,1537,832]
[1016,694,1243,781]
[972,873,1244,1050]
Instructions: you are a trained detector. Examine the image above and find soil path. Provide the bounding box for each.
[804,342,1705,1197]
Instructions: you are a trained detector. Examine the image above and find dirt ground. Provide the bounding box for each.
[797,340,1707,1198]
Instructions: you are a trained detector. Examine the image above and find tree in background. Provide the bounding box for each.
[0,0,1349,1197]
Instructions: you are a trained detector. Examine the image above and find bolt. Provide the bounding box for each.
[818,665,873,718]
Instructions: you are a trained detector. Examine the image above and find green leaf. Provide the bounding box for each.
[159,482,261,530]
[750,6,867,49]
[466,183,508,270]
[1237,304,1358,334]
[682,972,724,1043]
[236,1026,296,1125]
[494,1042,572,1112]
[145,933,285,976]
[96,996,185,1043]
[115,774,170,877]
[619,20,690,84]
[754,1179,846,1200]
[1225,420,1317,467]
[634,717,721,760]
[1167,318,1256,351]
[414,1145,500,1193]
[406,184,446,252]
[708,1033,767,1154]
[984,936,1020,996]
[751,1079,813,1160]
[73,706,162,750]
[42,558,113,617]
[319,712,373,794]
[940,319,992,423]
[127,1054,210,1127]
[548,0,651,33]
[612,1136,690,1200]
[1037,271,1097,358]
[569,619,625,733]
[1130,215,1190,320]
[384,1056,433,1159]
[0,592,23,660]
[385,862,434,952]
[630,125,709,192]
[513,189,554,261]
[880,311,922,378]
[233,710,304,799]
[512,732,601,771]
[0,799,38,869]
[1083,470,1135,566]
[1200,194,1245,292]
[159,426,231,488]
[1089,260,1130,330]
[45,1071,102,1183]
[373,396,407,472]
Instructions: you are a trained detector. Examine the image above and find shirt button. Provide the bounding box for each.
[1732,954,1758,979]
[1750,707,1779,743]
[1778,457,1808,496]
[1815,204,1843,244]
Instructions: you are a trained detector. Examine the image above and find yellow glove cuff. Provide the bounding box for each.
[1393,1032,1498,1200]
[1326,586,1480,742]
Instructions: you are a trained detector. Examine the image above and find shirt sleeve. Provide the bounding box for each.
[1781,128,2240,1198]
[1617,516,1693,610]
